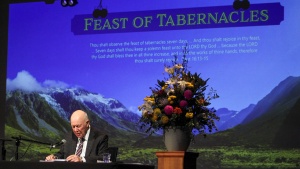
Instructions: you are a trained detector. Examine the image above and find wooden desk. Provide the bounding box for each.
[0,161,155,169]
[156,151,199,169]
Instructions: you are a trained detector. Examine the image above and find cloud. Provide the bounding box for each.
[128,106,141,116]
[6,70,70,92]
[43,80,69,89]
[6,70,44,92]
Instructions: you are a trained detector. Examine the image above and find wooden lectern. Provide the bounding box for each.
[156,151,199,169]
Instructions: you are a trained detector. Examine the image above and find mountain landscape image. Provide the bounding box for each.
[4,75,300,168]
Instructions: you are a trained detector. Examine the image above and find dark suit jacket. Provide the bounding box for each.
[55,128,108,163]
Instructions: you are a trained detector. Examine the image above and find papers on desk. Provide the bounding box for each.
[40,159,66,162]
[97,160,112,163]
[53,159,67,162]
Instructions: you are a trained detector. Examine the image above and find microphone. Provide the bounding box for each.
[50,139,66,149]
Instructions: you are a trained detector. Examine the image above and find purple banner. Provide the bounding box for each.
[71,3,284,35]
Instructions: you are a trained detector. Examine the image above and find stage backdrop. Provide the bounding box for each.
[4,0,300,168]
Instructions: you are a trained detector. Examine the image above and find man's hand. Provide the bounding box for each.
[45,154,57,161]
[66,154,83,162]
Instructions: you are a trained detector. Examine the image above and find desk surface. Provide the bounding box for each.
[0,161,155,169]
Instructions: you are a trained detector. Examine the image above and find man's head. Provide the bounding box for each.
[70,110,90,139]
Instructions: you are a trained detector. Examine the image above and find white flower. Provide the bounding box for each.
[166,75,180,85]
[177,80,187,91]
[166,87,174,96]
[164,64,183,75]
[164,67,174,74]
[140,101,154,116]
[174,64,183,69]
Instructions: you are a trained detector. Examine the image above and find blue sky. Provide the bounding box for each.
[7,0,300,113]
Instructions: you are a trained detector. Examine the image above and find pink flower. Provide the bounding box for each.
[164,105,174,115]
[184,90,193,100]
[179,100,188,108]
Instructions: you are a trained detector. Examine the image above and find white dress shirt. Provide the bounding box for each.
[75,127,90,162]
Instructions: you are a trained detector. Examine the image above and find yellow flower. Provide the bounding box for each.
[169,95,176,99]
[144,97,155,105]
[185,82,194,88]
[153,108,161,115]
[162,84,168,90]
[161,115,169,124]
[151,115,158,122]
[168,95,176,101]
[167,95,176,104]
[144,97,154,101]
[142,111,150,118]
[185,112,194,118]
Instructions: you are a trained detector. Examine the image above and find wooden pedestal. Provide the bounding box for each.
[156,151,199,169]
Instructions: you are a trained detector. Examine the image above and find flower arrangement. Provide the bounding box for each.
[138,46,220,138]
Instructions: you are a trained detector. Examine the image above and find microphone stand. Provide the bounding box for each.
[50,144,54,151]
[0,138,12,161]
[11,136,51,161]
[14,137,20,161]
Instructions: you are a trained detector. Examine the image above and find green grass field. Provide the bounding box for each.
[4,126,300,168]
[4,142,300,169]
[116,147,300,169]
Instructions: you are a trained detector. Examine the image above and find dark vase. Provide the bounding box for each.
[163,126,191,151]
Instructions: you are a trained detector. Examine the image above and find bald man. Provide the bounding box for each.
[45,110,108,162]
